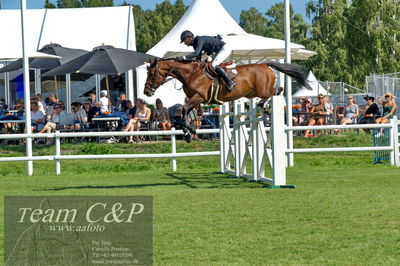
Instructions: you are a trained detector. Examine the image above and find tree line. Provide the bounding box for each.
[46,0,399,88]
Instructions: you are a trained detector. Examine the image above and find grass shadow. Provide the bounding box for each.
[40,172,263,191]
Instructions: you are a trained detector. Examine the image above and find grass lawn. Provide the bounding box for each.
[1,133,400,265]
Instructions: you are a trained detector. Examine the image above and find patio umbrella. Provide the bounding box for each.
[0,43,88,73]
[0,43,89,97]
[42,45,159,98]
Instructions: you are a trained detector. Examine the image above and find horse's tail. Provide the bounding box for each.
[266,62,311,90]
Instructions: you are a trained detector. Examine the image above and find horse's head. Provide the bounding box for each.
[144,58,173,97]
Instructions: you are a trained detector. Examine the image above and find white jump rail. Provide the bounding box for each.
[0,128,220,175]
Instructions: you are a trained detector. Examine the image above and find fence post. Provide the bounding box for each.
[171,127,177,172]
[271,96,287,186]
[55,131,61,175]
[392,117,399,167]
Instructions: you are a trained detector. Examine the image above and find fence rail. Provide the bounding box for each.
[0,128,221,175]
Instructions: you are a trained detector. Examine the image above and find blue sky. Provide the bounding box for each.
[1,0,311,22]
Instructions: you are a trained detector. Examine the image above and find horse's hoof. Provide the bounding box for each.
[184,132,192,143]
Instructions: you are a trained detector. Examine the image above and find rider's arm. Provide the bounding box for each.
[184,38,204,60]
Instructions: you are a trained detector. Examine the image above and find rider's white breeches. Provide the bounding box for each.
[212,43,231,68]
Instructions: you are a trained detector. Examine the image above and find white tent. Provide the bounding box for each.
[0,6,137,103]
[293,71,328,98]
[137,0,316,107]
[0,7,136,59]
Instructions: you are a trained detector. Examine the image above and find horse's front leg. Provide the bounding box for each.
[181,94,205,142]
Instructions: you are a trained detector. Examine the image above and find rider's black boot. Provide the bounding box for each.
[215,66,236,93]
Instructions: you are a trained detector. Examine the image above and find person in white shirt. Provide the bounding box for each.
[99,90,109,114]
[30,101,45,132]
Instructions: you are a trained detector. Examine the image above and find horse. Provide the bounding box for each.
[144,58,309,142]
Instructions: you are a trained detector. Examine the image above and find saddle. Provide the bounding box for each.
[204,61,238,80]
[203,62,238,105]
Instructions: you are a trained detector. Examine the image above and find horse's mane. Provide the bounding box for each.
[161,57,197,64]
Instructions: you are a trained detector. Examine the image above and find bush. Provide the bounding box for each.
[79,142,112,155]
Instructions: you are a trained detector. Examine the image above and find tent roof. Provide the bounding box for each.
[293,71,328,97]
[148,0,316,60]
[0,6,136,60]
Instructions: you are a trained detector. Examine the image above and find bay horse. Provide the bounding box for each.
[144,58,309,142]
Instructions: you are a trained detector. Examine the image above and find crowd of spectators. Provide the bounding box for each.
[0,90,397,144]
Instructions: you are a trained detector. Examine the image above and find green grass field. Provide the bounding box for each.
[1,134,400,265]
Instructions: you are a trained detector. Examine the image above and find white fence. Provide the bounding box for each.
[0,128,220,175]
[0,97,399,185]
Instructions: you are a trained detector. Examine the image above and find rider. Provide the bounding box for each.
[178,30,236,92]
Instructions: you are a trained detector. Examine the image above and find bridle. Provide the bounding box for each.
[145,60,177,94]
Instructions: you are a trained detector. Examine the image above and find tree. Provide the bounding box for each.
[45,0,56,8]
[239,8,267,36]
[133,1,187,52]
[239,4,309,46]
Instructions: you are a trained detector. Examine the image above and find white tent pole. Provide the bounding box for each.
[284,0,294,167]
[95,74,101,102]
[20,0,33,176]
[34,69,41,95]
[4,65,10,106]
[127,70,134,102]
[66,74,71,113]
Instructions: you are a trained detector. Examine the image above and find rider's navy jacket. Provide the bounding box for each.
[185,35,225,60]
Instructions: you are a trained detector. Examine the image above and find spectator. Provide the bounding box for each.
[168,103,184,127]
[88,93,97,104]
[99,90,110,114]
[45,94,58,120]
[304,94,329,138]
[15,103,25,118]
[335,95,359,134]
[37,104,65,137]
[57,100,66,111]
[117,93,127,111]
[124,99,151,143]
[127,99,139,119]
[153,98,171,131]
[64,102,87,130]
[376,92,397,125]
[83,100,99,123]
[293,97,312,126]
[359,95,380,133]
[30,101,45,132]
[123,100,133,115]
[32,94,46,115]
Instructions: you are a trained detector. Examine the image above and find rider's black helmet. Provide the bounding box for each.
[180,30,194,43]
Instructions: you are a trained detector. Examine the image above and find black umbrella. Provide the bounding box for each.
[42,45,159,76]
[0,43,89,98]
[42,45,159,96]
[0,43,88,73]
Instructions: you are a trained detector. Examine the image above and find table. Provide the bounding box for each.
[0,120,26,135]
[92,117,121,131]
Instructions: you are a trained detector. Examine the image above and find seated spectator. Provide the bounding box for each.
[168,103,183,127]
[57,100,66,111]
[88,93,97,105]
[44,94,58,118]
[83,100,99,123]
[304,94,329,138]
[15,103,25,118]
[117,93,127,111]
[153,98,171,131]
[293,97,312,126]
[30,101,45,132]
[122,100,133,116]
[38,104,64,134]
[32,94,46,115]
[376,92,397,124]
[64,102,87,130]
[124,99,151,143]
[99,90,110,114]
[335,95,359,134]
[359,95,380,133]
